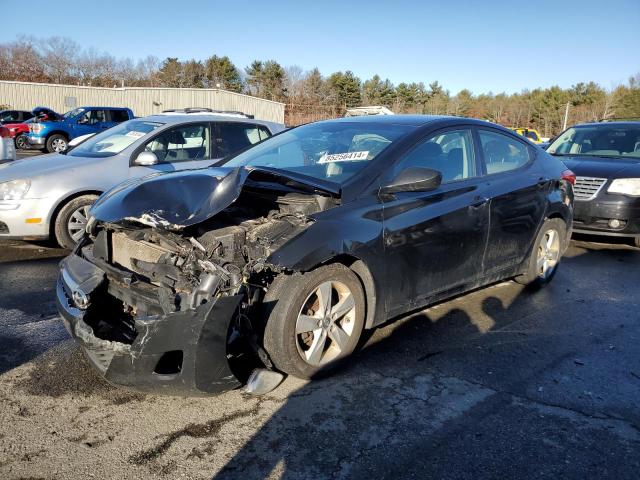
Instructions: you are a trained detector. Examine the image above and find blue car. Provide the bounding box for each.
[28,107,134,153]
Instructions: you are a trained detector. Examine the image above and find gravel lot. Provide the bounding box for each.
[0,228,639,479]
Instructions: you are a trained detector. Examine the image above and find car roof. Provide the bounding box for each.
[310,114,515,133]
[573,121,640,128]
[143,113,284,129]
[74,106,130,109]
[315,114,452,126]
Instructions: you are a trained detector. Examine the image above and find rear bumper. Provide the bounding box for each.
[572,197,640,238]
[56,254,244,396]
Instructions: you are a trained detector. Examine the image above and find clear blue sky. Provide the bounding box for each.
[2,0,639,94]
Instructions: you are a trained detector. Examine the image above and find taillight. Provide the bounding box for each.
[561,169,576,185]
[0,127,9,138]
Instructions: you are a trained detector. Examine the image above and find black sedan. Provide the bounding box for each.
[547,121,640,247]
[56,116,574,396]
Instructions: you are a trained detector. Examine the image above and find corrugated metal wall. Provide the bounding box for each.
[0,81,285,123]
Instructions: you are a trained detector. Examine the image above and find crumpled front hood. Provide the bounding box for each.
[90,166,340,230]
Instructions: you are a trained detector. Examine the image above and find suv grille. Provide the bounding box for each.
[574,177,607,200]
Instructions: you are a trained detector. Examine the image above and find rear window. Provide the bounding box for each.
[110,110,130,123]
[216,123,271,158]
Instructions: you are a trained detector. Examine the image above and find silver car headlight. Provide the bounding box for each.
[0,179,31,200]
[608,178,640,197]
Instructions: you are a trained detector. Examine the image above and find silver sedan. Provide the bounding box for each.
[0,112,284,248]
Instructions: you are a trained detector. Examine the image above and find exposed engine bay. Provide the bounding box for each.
[84,186,334,316]
[64,179,335,379]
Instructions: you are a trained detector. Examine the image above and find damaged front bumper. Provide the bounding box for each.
[56,254,244,396]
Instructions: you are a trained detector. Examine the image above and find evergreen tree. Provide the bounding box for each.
[327,71,361,107]
[158,57,183,87]
[204,55,243,92]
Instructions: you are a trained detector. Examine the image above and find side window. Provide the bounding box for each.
[216,123,271,158]
[392,129,476,183]
[79,110,107,125]
[479,130,531,174]
[143,123,210,163]
[0,111,17,122]
[110,110,130,123]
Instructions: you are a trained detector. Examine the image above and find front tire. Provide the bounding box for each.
[263,264,366,379]
[515,218,567,288]
[46,134,68,153]
[54,195,98,249]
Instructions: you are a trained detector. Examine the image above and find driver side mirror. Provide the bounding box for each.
[134,151,159,166]
[380,167,442,194]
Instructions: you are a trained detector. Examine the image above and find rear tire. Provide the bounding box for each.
[263,264,366,379]
[15,134,30,150]
[46,134,68,153]
[53,195,98,249]
[515,218,567,288]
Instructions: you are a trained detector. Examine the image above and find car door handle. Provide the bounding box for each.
[537,177,550,188]
[469,196,489,209]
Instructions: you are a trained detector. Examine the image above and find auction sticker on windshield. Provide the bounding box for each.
[319,151,369,163]
[125,131,146,138]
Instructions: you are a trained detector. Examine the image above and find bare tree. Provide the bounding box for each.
[41,36,80,83]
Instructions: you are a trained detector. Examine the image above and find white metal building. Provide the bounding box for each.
[0,80,285,123]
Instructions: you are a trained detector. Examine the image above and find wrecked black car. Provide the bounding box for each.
[57,116,574,396]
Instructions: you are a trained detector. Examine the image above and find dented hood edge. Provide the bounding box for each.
[89,166,341,230]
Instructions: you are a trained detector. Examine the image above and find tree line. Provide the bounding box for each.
[1,35,638,134]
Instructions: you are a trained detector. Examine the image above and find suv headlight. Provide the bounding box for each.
[0,179,31,200]
[608,178,640,196]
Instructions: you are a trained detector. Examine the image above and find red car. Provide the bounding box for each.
[4,118,34,149]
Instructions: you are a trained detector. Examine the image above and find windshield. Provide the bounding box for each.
[548,125,640,158]
[222,122,413,184]
[64,108,84,119]
[68,119,163,158]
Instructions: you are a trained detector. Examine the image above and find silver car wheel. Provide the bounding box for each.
[16,135,29,149]
[295,280,356,366]
[536,228,560,279]
[52,138,67,152]
[67,205,90,242]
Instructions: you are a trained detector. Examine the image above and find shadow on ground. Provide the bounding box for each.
[209,241,640,479]
[3,239,639,479]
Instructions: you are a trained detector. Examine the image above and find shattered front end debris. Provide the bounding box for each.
[56,167,339,395]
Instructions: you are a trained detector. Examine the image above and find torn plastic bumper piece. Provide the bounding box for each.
[56,255,243,396]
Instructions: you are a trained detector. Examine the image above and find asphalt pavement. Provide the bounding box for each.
[0,231,639,479]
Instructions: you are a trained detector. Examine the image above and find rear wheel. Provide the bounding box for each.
[515,218,567,288]
[54,195,98,249]
[15,134,29,150]
[263,264,366,379]
[46,134,68,153]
